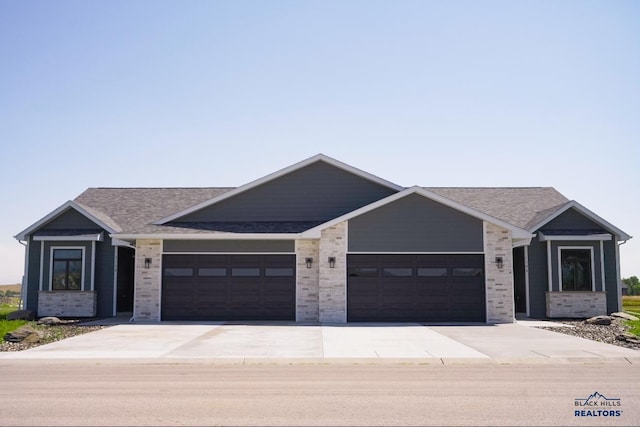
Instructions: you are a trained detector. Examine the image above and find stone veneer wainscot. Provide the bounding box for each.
[133,239,162,321]
[295,239,320,322]
[318,222,347,323]
[484,222,515,323]
[546,292,606,318]
[38,291,97,317]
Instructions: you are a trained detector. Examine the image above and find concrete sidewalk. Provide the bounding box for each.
[0,322,638,364]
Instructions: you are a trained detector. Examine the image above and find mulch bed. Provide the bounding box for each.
[1,323,105,352]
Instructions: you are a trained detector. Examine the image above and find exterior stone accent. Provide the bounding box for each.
[318,222,347,323]
[295,239,320,322]
[484,222,515,323]
[546,292,607,318]
[37,291,96,317]
[134,239,162,321]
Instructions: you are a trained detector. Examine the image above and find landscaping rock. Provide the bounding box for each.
[6,310,35,321]
[584,315,612,326]
[610,312,639,321]
[37,316,62,325]
[3,326,43,343]
[616,332,640,344]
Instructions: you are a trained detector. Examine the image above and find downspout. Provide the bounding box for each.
[18,239,29,310]
[616,238,628,312]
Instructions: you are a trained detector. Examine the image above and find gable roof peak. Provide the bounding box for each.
[155,154,404,225]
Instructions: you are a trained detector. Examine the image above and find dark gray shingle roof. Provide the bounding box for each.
[425,187,569,229]
[73,186,570,235]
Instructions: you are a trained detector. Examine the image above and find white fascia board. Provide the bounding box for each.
[301,186,533,240]
[110,233,302,241]
[154,154,404,225]
[33,232,104,242]
[538,232,612,242]
[529,201,632,240]
[112,238,136,248]
[14,201,117,241]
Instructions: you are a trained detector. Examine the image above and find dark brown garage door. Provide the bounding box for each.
[347,254,485,322]
[162,254,295,321]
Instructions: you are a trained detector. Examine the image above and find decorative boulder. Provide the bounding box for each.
[610,312,639,321]
[616,332,640,344]
[584,315,612,325]
[37,316,62,325]
[3,326,43,343]
[6,310,35,321]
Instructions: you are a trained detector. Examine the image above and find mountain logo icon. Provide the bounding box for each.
[575,391,621,407]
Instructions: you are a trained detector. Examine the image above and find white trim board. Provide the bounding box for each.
[538,232,611,242]
[155,154,404,224]
[33,232,104,242]
[163,252,296,255]
[111,233,301,241]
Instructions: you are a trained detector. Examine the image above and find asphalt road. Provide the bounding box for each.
[0,361,638,426]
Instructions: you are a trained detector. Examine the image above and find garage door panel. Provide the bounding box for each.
[162,254,295,321]
[348,254,485,322]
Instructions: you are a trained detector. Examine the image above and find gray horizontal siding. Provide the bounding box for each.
[41,208,100,230]
[348,194,483,252]
[163,240,295,253]
[541,208,606,232]
[178,161,397,223]
[527,236,548,319]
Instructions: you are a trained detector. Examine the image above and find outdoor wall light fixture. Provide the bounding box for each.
[328,257,336,268]
[305,257,313,268]
[144,258,152,269]
[495,257,503,269]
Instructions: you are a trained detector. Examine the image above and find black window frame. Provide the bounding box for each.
[560,248,593,292]
[51,248,84,291]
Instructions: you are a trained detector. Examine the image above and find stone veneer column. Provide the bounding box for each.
[484,222,515,323]
[318,222,348,323]
[295,239,320,322]
[134,239,162,322]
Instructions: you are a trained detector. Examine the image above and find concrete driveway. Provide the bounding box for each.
[1,321,638,363]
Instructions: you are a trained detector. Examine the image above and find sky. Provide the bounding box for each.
[0,0,638,284]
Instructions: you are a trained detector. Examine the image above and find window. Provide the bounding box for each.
[559,248,593,291]
[452,268,483,277]
[165,268,194,277]
[348,267,378,277]
[198,268,227,277]
[265,268,294,277]
[382,268,413,277]
[51,248,83,290]
[417,267,448,277]
[231,268,260,277]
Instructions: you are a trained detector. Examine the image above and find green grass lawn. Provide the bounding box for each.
[622,296,640,337]
[0,303,28,342]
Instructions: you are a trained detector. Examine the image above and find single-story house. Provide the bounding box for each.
[14,154,632,323]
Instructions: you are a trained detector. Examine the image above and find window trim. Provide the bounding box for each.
[557,246,595,292]
[49,246,85,291]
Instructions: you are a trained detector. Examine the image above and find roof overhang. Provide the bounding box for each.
[538,232,612,242]
[154,154,404,225]
[300,186,534,240]
[14,200,118,241]
[529,200,632,241]
[110,233,301,242]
